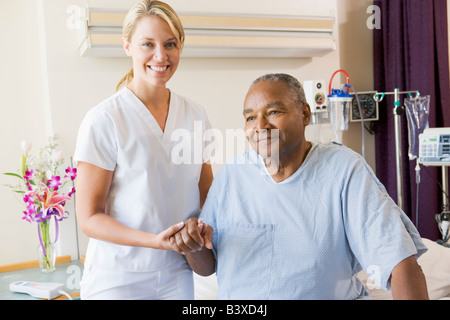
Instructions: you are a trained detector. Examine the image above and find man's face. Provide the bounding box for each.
[243,81,311,160]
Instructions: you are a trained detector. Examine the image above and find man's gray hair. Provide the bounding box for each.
[250,73,307,107]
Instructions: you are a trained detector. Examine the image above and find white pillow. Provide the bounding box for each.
[417,238,450,300]
[194,273,218,300]
[358,238,450,300]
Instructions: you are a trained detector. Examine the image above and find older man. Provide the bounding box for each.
[171,73,429,300]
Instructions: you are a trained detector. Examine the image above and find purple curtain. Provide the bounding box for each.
[373,0,450,240]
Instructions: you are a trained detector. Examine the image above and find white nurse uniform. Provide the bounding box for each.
[73,87,212,299]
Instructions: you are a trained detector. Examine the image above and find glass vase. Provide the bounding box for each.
[37,220,56,273]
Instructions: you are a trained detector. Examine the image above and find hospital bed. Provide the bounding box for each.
[193,238,450,300]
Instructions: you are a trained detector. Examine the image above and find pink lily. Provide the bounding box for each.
[25,183,71,219]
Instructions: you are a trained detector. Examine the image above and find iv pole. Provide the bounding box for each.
[372,89,450,245]
[374,88,421,211]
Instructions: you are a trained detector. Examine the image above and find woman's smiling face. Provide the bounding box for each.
[123,15,181,88]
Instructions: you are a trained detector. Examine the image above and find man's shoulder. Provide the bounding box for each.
[314,141,362,161]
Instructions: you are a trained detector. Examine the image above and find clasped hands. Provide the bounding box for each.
[169,217,213,255]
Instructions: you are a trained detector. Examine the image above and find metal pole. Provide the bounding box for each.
[370,89,419,211]
[443,166,449,211]
[393,88,404,210]
[438,166,450,245]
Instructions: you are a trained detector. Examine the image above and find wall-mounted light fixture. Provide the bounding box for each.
[78,7,335,58]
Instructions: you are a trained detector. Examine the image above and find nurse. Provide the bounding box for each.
[73,0,214,299]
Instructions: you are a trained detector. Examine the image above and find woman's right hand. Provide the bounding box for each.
[155,221,186,253]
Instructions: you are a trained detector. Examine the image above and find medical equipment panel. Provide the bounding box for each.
[418,128,450,246]
[418,128,450,165]
[303,80,329,124]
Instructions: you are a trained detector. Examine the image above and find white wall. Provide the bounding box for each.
[0,0,378,265]
[337,0,375,169]
[0,1,49,265]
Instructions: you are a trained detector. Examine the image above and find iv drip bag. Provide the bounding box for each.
[405,95,430,160]
[328,89,353,142]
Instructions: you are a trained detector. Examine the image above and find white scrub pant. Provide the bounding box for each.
[80,260,194,300]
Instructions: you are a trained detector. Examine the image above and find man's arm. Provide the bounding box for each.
[170,217,216,276]
[389,255,429,300]
[184,246,216,277]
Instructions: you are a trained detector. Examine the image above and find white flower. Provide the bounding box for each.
[21,140,32,153]
[45,169,53,181]
[51,149,64,162]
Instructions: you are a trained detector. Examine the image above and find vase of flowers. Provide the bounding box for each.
[4,137,77,273]
[37,220,56,273]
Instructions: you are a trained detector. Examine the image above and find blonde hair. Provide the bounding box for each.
[116,0,185,91]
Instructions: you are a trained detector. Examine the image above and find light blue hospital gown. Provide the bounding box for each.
[200,142,427,300]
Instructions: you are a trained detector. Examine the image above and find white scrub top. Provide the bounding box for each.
[73,87,212,273]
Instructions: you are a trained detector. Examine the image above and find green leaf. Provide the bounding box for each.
[3,173,24,180]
